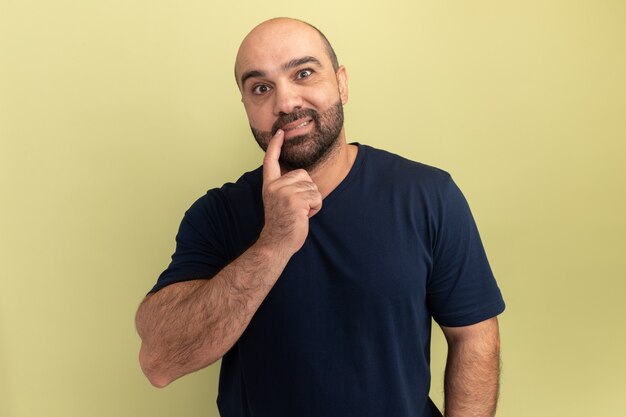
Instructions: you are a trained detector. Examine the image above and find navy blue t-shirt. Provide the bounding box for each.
[151,144,505,417]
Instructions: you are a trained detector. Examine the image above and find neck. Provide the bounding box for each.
[306,130,358,199]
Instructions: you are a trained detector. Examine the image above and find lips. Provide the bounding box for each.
[281,118,312,132]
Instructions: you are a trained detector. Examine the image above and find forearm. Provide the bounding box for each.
[136,239,290,387]
[442,319,501,417]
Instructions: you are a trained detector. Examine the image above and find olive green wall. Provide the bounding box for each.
[1,1,625,416]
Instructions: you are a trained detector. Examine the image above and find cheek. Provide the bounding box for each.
[243,102,273,129]
[309,86,341,108]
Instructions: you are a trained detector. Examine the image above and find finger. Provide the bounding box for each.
[281,168,312,182]
[287,180,318,192]
[301,190,322,218]
[308,197,323,218]
[263,129,284,185]
[267,171,312,192]
[268,179,318,201]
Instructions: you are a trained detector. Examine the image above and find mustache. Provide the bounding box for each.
[271,108,320,135]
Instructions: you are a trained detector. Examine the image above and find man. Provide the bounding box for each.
[136,17,505,417]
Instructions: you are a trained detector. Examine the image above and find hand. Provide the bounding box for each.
[258,129,322,257]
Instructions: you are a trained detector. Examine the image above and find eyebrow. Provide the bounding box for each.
[240,56,323,87]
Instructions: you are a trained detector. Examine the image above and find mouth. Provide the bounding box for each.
[281,118,312,132]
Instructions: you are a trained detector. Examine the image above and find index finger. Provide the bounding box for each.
[263,129,284,184]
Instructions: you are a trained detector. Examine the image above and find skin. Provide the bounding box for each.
[441,317,501,417]
[135,18,501,417]
[135,17,354,389]
[135,128,318,387]
[235,18,356,196]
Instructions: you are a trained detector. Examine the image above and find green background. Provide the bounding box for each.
[1,1,625,416]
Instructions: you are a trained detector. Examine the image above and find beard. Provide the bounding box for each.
[250,100,344,171]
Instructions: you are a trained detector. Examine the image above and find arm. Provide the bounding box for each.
[136,129,322,388]
[440,317,502,417]
[136,241,288,388]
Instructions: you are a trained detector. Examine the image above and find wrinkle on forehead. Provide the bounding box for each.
[240,56,324,88]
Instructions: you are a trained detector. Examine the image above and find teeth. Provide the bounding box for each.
[285,120,309,131]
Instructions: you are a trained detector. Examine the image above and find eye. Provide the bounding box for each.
[296,69,313,79]
[252,84,271,95]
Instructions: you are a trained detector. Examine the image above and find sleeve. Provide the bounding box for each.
[149,190,230,294]
[426,175,505,327]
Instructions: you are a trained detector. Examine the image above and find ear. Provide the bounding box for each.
[336,65,349,105]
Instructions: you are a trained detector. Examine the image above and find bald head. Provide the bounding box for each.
[235,18,339,89]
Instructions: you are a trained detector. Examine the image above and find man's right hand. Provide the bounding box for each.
[137,131,324,388]
[258,129,323,257]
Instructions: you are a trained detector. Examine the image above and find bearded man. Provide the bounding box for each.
[136,17,505,417]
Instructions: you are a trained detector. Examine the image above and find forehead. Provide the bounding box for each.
[235,21,329,80]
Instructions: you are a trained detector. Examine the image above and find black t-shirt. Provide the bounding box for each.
[151,144,505,417]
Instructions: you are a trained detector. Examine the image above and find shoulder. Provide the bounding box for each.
[177,166,264,253]
[186,167,263,216]
[358,144,453,192]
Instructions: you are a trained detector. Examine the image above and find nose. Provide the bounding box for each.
[273,83,303,116]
